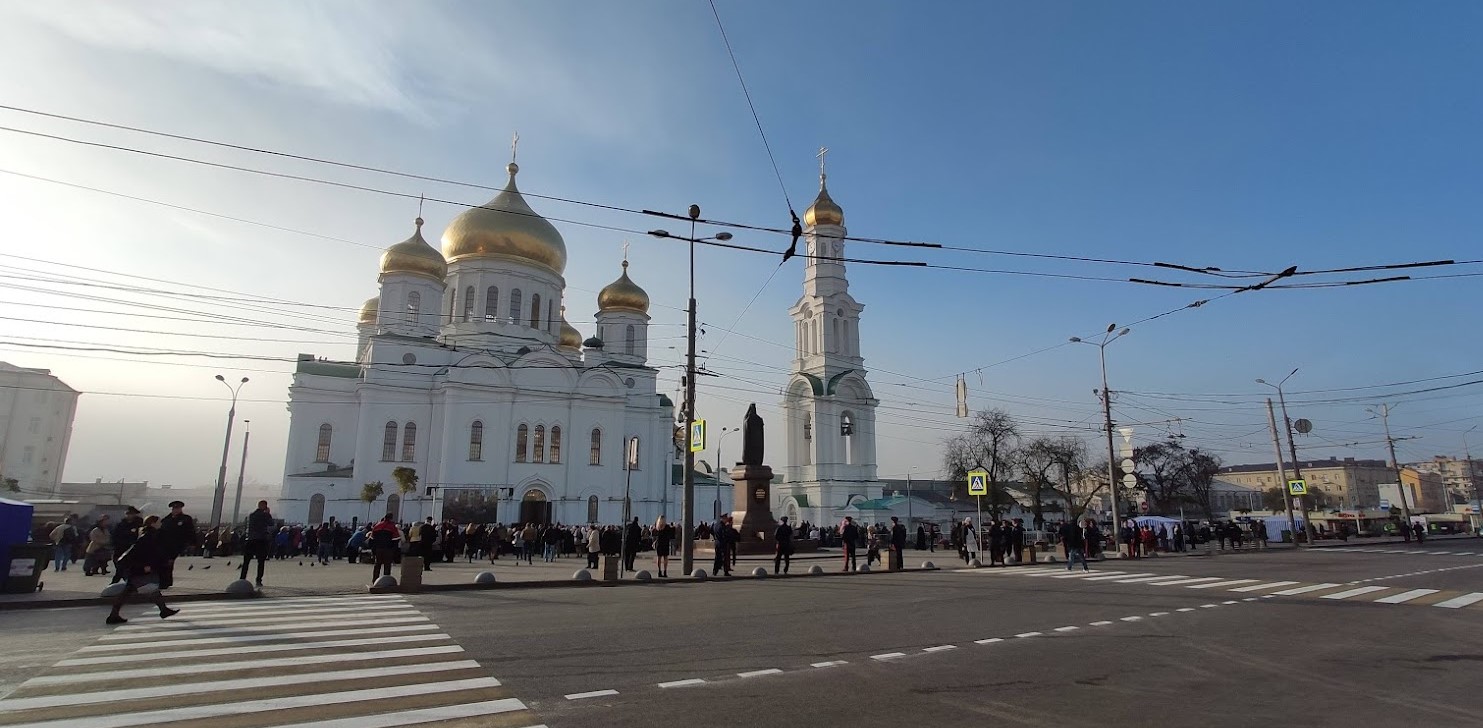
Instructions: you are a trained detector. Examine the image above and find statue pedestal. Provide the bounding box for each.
[730,464,778,554]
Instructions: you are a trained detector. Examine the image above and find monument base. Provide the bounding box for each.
[693,538,820,557]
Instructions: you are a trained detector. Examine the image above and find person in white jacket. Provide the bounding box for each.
[962,518,980,565]
[586,526,601,569]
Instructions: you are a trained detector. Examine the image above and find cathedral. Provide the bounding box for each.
[278,158,674,527]
[776,168,884,525]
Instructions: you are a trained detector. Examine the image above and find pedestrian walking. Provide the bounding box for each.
[520,523,537,565]
[774,516,794,574]
[1060,519,1089,571]
[711,515,734,576]
[368,514,400,581]
[49,514,79,572]
[83,515,113,576]
[416,517,437,570]
[962,518,979,565]
[156,500,197,590]
[106,515,179,625]
[653,517,674,577]
[238,500,273,587]
[889,517,907,571]
[111,507,144,584]
[585,525,601,569]
[840,516,860,571]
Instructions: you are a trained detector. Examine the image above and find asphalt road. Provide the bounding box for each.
[3,541,1481,728]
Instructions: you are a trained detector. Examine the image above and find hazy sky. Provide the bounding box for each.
[1,1,1480,491]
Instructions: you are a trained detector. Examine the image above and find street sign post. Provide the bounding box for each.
[689,419,706,453]
[967,469,988,558]
[1287,479,1308,496]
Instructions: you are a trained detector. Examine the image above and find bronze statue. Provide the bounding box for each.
[742,403,764,466]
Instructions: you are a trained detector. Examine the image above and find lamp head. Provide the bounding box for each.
[1255,378,1267,385]
[1068,337,1082,343]
[715,232,733,241]
[215,374,225,382]
[1118,328,1130,336]
[241,377,250,384]
[1106,323,1117,333]
[648,230,669,238]
[688,204,700,220]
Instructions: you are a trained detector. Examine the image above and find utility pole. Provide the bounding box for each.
[1274,390,1313,543]
[1465,427,1479,534]
[230,421,251,527]
[1267,399,1299,544]
[680,204,700,577]
[1377,404,1414,528]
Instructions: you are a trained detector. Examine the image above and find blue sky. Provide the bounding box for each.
[0,1,1479,488]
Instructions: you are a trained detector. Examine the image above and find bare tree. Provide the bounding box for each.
[942,409,1020,519]
[1178,448,1224,520]
[1018,437,1082,529]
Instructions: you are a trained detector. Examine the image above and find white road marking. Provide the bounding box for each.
[98,615,432,640]
[0,660,483,711]
[973,638,1004,644]
[811,660,848,668]
[871,652,907,660]
[657,678,706,688]
[1053,626,1079,632]
[565,689,619,700]
[0,677,502,728]
[1014,632,1043,638]
[1176,608,1196,612]
[1187,579,1258,590]
[1200,604,1219,608]
[738,668,784,678]
[1228,581,1299,593]
[1045,571,1101,578]
[1089,621,1114,626]
[1147,577,1223,586]
[1434,592,1483,609]
[1271,583,1342,596]
[27,645,464,687]
[115,608,421,630]
[1242,597,1260,602]
[158,595,406,615]
[923,645,958,653]
[1148,612,1169,617]
[1321,586,1388,600]
[289,699,528,728]
[1221,600,1238,605]
[1374,588,1439,604]
[60,632,450,666]
[1112,575,1190,584]
[1082,572,1153,581]
[1119,616,1142,622]
[82,623,439,651]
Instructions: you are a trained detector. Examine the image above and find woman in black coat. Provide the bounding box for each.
[107,515,178,625]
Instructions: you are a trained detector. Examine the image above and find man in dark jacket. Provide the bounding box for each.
[238,501,273,586]
[156,500,197,589]
[774,517,794,574]
[1060,519,1089,571]
[622,518,642,571]
[840,516,859,572]
[889,517,907,571]
[110,507,143,585]
[418,517,437,570]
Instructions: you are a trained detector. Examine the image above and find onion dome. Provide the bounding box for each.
[583,336,604,349]
[597,260,650,314]
[558,308,582,349]
[803,173,844,227]
[379,218,447,280]
[441,162,567,274]
[358,296,379,326]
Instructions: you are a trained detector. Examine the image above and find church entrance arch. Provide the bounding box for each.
[519,487,552,526]
[308,493,326,525]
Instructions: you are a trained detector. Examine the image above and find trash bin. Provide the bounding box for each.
[600,554,619,581]
[4,542,50,593]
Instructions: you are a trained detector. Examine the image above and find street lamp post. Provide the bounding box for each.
[1070,324,1130,541]
[230,420,252,527]
[210,375,249,530]
[649,212,733,577]
[716,426,739,520]
[1465,426,1479,534]
[1257,369,1311,544]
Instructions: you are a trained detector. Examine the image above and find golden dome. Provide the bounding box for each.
[379,218,447,280]
[597,260,649,314]
[358,296,379,326]
[441,162,567,274]
[803,173,844,227]
[559,315,582,350]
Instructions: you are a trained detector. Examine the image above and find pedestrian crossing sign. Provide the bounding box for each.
[967,469,989,496]
[1287,479,1308,496]
[689,419,706,452]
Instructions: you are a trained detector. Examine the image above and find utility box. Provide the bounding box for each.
[0,498,36,593]
[399,556,424,591]
[600,554,619,581]
[4,542,48,593]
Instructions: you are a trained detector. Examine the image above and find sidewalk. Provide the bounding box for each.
[0,549,846,610]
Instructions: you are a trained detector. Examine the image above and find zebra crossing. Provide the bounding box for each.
[1324,547,1483,557]
[0,594,546,728]
[957,566,1483,611]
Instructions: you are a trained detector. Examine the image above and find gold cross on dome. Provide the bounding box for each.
[817,146,829,176]
[622,241,630,262]
[511,131,520,162]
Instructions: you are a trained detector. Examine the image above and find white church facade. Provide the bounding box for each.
[279,159,674,528]
[776,169,885,526]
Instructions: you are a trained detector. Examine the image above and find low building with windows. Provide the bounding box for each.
[278,159,672,527]
[1218,458,1388,508]
[1403,456,1480,504]
[0,363,80,498]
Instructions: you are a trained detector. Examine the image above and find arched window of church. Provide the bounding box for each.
[624,325,636,355]
[625,437,640,471]
[308,494,326,525]
[401,422,417,461]
[589,428,602,465]
[462,286,475,322]
[515,424,528,463]
[587,495,598,523]
[405,291,420,323]
[381,421,398,461]
[550,426,562,464]
[530,293,542,329]
[532,425,546,463]
[840,412,856,466]
[315,424,332,463]
[547,300,556,333]
[484,286,499,322]
[469,420,483,461]
[386,493,401,520]
[510,289,522,325]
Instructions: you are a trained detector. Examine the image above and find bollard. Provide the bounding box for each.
[690,568,708,580]
[857,564,871,573]
[633,570,653,581]
[371,575,398,590]
[808,565,825,575]
[224,579,257,596]
[474,572,497,585]
[921,561,937,570]
[572,569,593,581]
[968,558,983,568]
[751,567,768,578]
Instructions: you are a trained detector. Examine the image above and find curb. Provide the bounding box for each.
[0,589,262,612]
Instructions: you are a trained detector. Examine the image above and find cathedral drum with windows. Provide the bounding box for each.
[280,158,673,528]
